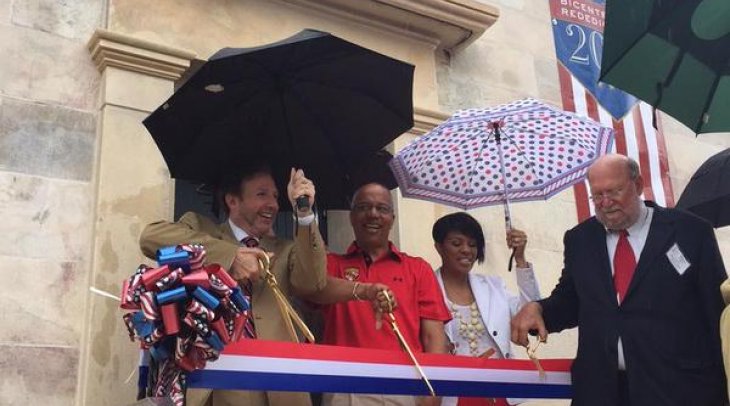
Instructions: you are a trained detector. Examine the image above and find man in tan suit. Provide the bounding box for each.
[140,165,326,406]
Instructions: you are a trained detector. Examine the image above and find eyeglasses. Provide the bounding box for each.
[589,187,625,204]
[352,203,393,215]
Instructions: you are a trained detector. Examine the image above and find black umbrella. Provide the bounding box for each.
[143,29,413,209]
[175,149,397,221]
[676,148,730,228]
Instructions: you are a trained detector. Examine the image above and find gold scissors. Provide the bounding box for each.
[524,336,546,379]
[258,254,315,343]
[381,290,435,397]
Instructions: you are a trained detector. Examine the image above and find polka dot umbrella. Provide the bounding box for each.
[390,98,614,229]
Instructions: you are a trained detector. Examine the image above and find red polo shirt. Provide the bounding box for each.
[321,242,451,352]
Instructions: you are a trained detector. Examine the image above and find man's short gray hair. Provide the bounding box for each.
[349,182,391,209]
[626,157,640,180]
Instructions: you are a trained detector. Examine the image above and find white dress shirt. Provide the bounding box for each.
[604,203,653,370]
[228,219,255,243]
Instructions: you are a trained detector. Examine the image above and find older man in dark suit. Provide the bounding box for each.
[511,154,728,405]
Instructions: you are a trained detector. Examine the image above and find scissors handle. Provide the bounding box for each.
[524,337,546,380]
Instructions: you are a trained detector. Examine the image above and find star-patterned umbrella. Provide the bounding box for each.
[389,98,614,229]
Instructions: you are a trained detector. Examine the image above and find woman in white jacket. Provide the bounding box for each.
[432,213,540,406]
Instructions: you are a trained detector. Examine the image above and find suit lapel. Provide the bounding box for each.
[585,219,617,304]
[625,207,674,301]
[470,273,494,330]
[220,221,269,299]
[219,222,239,244]
[434,270,457,342]
[259,236,275,253]
[255,236,280,300]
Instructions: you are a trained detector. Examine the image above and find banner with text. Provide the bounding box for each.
[549,0,674,220]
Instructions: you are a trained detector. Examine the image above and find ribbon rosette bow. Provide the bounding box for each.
[119,244,251,405]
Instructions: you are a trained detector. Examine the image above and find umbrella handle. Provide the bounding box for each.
[508,249,516,272]
[296,195,310,211]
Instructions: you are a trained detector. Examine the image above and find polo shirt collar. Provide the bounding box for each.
[345,241,403,262]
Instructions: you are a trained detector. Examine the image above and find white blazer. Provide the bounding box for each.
[436,266,541,405]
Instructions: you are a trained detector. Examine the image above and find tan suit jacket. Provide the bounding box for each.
[140,211,327,406]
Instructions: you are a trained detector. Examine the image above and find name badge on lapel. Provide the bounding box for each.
[666,243,690,275]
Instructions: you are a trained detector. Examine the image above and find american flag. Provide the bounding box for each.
[549,0,674,222]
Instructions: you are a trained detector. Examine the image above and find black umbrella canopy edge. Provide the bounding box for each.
[676,148,730,227]
[143,28,414,184]
[143,29,413,210]
[193,149,398,212]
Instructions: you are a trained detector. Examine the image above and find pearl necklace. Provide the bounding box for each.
[449,301,486,356]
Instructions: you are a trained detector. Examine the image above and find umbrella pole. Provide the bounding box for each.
[493,123,513,230]
[493,123,516,271]
[503,198,517,271]
[501,198,513,231]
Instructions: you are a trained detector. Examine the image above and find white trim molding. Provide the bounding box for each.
[413,106,450,135]
[278,0,499,56]
[87,29,197,80]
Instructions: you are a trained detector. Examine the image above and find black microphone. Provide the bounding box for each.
[296,195,310,211]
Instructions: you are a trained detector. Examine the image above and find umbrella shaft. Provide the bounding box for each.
[494,125,512,231]
[502,200,512,231]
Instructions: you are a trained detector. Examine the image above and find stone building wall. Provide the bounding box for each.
[0,1,104,405]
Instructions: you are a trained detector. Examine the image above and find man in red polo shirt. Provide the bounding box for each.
[319,182,451,406]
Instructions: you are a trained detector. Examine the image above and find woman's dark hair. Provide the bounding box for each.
[432,212,486,263]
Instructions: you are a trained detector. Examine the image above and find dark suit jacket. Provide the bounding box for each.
[540,202,728,406]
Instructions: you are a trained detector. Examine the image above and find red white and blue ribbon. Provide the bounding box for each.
[188,340,573,399]
[120,244,253,405]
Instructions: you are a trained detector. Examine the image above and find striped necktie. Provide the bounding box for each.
[241,236,259,248]
[240,236,258,338]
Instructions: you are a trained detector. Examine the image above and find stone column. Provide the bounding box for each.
[79,30,195,406]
